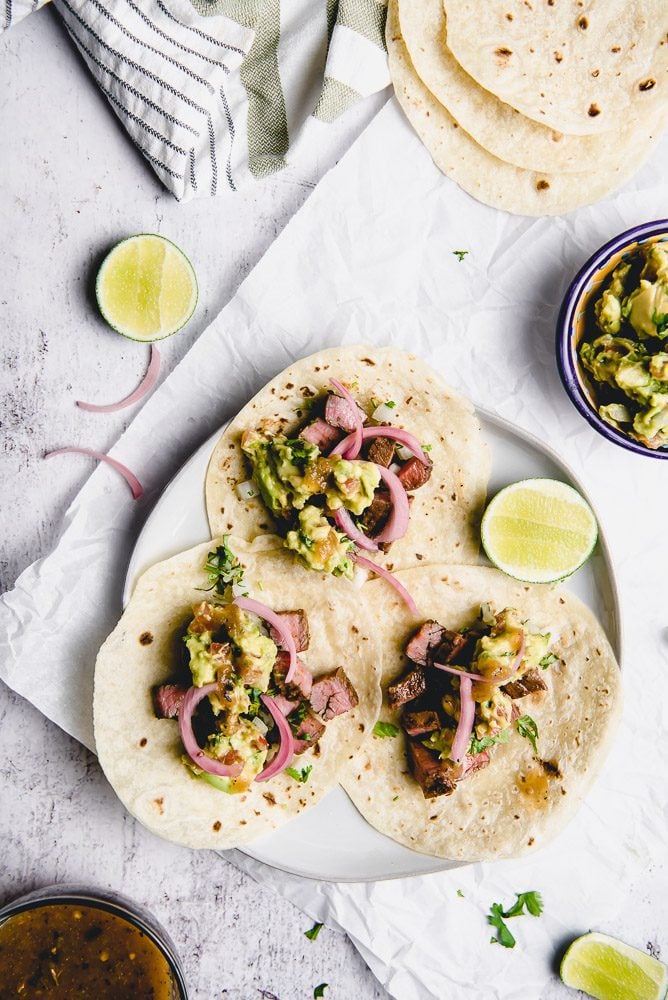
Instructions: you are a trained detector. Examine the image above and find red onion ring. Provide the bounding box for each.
[332,507,379,551]
[435,632,526,687]
[255,694,296,782]
[179,683,244,778]
[329,378,363,457]
[233,596,297,683]
[433,662,488,682]
[355,555,419,616]
[373,466,410,543]
[330,426,431,465]
[76,346,161,413]
[450,675,475,763]
[44,447,143,499]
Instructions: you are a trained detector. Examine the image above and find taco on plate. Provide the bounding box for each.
[342,564,621,861]
[94,537,381,849]
[205,346,490,590]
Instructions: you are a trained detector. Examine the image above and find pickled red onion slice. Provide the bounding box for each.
[450,675,475,763]
[179,683,244,778]
[233,596,297,683]
[76,346,161,413]
[330,426,431,465]
[355,555,418,616]
[44,447,143,500]
[255,694,296,782]
[433,662,487,682]
[333,507,379,551]
[329,378,363,457]
[373,466,410,543]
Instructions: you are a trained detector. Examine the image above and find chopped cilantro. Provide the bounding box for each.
[515,714,539,754]
[539,652,559,669]
[457,889,464,898]
[202,537,246,597]
[286,765,312,784]
[422,443,432,452]
[314,985,328,999]
[299,530,315,549]
[304,922,323,941]
[287,438,318,470]
[373,721,400,739]
[468,727,511,756]
[487,892,543,947]
[392,795,399,801]
[652,310,668,335]
[453,249,470,262]
[385,400,396,409]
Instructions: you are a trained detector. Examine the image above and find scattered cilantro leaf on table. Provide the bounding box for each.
[304,922,323,941]
[373,721,399,739]
[457,889,465,898]
[487,891,543,947]
[314,985,329,998]
[453,249,470,262]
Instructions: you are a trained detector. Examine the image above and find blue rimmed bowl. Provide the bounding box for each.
[556,219,668,460]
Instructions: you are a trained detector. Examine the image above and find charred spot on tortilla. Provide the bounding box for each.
[213,821,221,832]
[139,738,148,748]
[139,631,153,646]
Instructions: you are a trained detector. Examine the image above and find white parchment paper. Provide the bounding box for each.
[2,99,667,998]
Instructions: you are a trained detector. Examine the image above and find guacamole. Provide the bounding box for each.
[285,505,355,578]
[581,240,668,449]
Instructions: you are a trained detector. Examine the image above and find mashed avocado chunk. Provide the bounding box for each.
[185,603,277,693]
[285,505,355,578]
[581,240,668,450]
[189,719,269,793]
[241,431,380,518]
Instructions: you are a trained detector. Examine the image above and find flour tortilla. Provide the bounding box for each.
[444,0,667,136]
[205,345,490,570]
[387,0,660,216]
[342,565,621,861]
[398,0,665,174]
[94,538,382,849]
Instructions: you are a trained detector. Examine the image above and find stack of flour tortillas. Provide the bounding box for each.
[387,0,668,215]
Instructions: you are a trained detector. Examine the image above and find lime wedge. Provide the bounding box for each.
[96,234,197,341]
[481,478,597,584]
[561,932,668,1000]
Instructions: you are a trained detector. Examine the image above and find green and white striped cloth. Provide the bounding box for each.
[3,0,389,200]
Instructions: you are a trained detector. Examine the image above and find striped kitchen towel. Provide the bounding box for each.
[3,0,390,200]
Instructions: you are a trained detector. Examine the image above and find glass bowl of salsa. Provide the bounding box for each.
[556,219,668,460]
[0,884,188,999]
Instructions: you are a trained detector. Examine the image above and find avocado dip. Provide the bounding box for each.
[580,240,668,449]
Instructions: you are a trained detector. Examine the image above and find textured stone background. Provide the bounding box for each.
[0,8,389,998]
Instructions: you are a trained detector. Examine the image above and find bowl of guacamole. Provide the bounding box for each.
[557,220,668,459]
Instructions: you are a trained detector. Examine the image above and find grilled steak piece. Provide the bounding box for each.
[387,665,427,710]
[405,621,448,666]
[299,418,343,451]
[153,683,188,720]
[431,629,468,666]
[398,457,432,491]
[292,709,326,754]
[325,394,367,432]
[407,739,460,798]
[359,491,392,535]
[368,436,395,467]
[268,609,310,652]
[461,751,492,778]
[502,668,548,700]
[310,667,359,720]
[273,651,313,700]
[402,710,440,737]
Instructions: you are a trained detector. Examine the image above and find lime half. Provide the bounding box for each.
[481,478,597,584]
[96,234,197,341]
[561,932,668,1000]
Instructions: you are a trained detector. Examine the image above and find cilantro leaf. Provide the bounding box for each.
[515,714,539,754]
[202,537,246,597]
[392,794,399,801]
[457,889,464,898]
[304,922,323,941]
[422,443,432,452]
[285,765,312,784]
[539,652,559,669]
[652,309,668,335]
[487,903,516,948]
[314,985,328,998]
[468,727,511,756]
[385,400,396,409]
[373,721,400,739]
[453,249,470,262]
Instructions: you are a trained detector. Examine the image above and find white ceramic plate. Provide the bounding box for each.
[124,409,621,882]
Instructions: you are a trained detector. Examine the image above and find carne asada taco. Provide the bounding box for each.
[205,346,490,596]
[342,564,621,861]
[94,537,381,849]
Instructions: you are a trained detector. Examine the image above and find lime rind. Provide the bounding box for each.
[95,234,198,342]
[561,932,668,1000]
[481,477,598,584]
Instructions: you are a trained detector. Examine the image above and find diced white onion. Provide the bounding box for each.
[352,566,370,589]
[395,443,413,462]
[236,480,258,501]
[389,462,402,475]
[252,716,269,736]
[480,602,495,626]
[372,402,398,423]
[232,581,249,598]
[599,403,632,425]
